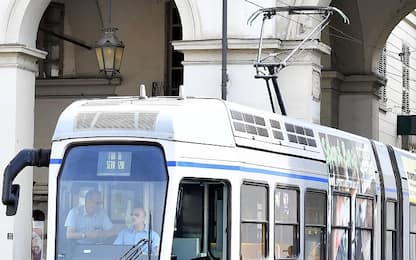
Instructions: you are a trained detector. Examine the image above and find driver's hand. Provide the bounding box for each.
[85,230,101,239]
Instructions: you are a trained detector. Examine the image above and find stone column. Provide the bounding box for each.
[174,0,331,122]
[174,39,330,123]
[337,74,386,139]
[0,44,46,260]
[321,70,344,128]
[276,41,330,123]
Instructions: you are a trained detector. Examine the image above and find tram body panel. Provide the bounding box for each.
[373,142,397,200]
[170,143,329,260]
[390,147,416,260]
[3,97,408,260]
[45,98,378,260]
[313,126,381,260]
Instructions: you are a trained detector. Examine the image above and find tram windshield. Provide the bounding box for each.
[55,144,167,260]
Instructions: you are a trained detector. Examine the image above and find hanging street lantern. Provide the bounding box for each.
[94,0,125,78]
[95,27,125,78]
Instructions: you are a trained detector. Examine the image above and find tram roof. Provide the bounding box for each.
[53,96,374,162]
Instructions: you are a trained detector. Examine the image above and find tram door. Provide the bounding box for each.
[172,180,230,260]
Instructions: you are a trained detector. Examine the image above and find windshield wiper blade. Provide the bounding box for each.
[119,238,148,260]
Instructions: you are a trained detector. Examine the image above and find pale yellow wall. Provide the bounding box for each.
[62,0,166,94]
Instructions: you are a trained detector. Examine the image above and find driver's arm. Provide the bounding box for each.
[66,226,86,240]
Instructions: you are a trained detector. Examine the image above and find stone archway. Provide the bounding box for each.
[3,0,51,46]
[322,0,416,139]
[173,0,201,40]
[330,0,416,75]
[0,1,49,259]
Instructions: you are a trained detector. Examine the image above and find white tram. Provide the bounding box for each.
[2,96,416,260]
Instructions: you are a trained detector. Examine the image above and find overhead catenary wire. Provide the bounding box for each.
[275,0,363,43]
[256,0,416,60]
[245,0,373,56]
[264,3,416,78]
[247,0,416,60]
[245,1,416,115]
[246,4,349,117]
[386,71,416,84]
[244,2,416,103]
[386,53,416,73]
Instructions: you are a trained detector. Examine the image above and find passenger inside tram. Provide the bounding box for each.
[114,206,160,254]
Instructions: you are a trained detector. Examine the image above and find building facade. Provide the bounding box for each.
[379,11,416,150]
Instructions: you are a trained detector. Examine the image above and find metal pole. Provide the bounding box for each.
[203,185,209,253]
[221,0,228,100]
[265,79,276,113]
[267,67,287,115]
[108,0,112,26]
[271,77,287,115]
[280,12,331,67]
[95,0,105,29]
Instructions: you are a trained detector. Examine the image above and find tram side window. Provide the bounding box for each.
[275,187,299,259]
[355,198,373,260]
[410,204,416,260]
[304,191,326,260]
[386,201,396,260]
[173,181,229,260]
[331,195,350,260]
[241,183,268,260]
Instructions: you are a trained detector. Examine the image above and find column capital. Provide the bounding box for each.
[339,73,387,95]
[0,44,46,72]
[173,38,330,54]
[173,38,330,66]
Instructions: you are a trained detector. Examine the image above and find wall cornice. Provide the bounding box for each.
[173,38,330,55]
[0,44,46,72]
[35,77,121,98]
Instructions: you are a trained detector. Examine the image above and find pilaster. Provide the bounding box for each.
[321,70,344,128]
[0,44,46,260]
[337,73,386,139]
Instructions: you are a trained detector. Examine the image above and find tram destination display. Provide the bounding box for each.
[97,151,132,176]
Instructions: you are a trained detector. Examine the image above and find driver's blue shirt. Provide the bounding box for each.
[64,206,113,243]
[114,227,160,253]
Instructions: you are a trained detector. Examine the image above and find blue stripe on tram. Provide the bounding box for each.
[167,161,328,183]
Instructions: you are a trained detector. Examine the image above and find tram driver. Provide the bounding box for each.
[64,190,117,243]
[114,206,160,254]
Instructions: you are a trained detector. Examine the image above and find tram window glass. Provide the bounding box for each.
[241,183,268,260]
[304,191,326,260]
[331,195,350,260]
[173,181,229,260]
[275,187,299,259]
[355,198,373,260]
[55,145,168,260]
[410,204,416,260]
[386,201,396,260]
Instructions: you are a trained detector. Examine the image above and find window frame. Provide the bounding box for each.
[36,2,65,79]
[386,199,397,260]
[55,141,169,258]
[274,184,300,260]
[165,1,184,96]
[174,178,231,260]
[240,181,269,260]
[331,192,352,260]
[304,189,327,260]
[409,203,416,259]
[354,195,375,260]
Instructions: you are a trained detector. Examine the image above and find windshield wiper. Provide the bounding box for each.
[118,238,148,260]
